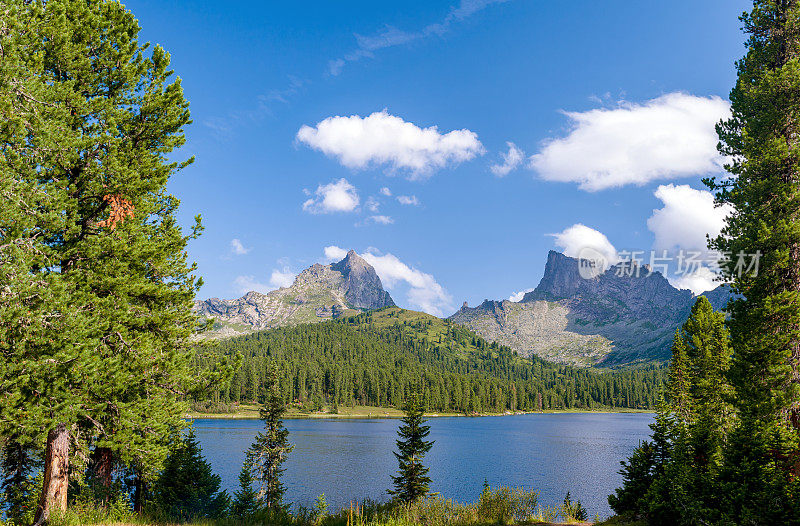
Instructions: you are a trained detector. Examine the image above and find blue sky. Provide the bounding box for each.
[127,0,751,315]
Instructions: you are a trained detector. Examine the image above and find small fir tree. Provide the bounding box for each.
[245,362,294,509]
[151,429,229,521]
[231,465,260,518]
[389,388,435,503]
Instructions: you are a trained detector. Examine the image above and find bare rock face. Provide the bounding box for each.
[195,250,394,338]
[331,250,395,309]
[449,250,734,366]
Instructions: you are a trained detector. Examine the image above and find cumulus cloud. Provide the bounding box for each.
[508,288,534,302]
[302,178,360,214]
[324,246,452,315]
[323,245,348,261]
[230,238,250,256]
[233,267,297,295]
[397,195,420,206]
[490,142,525,177]
[645,184,732,293]
[369,215,394,225]
[296,110,484,179]
[380,187,392,196]
[529,93,731,191]
[551,224,620,270]
[269,268,296,288]
[671,266,719,295]
[647,184,733,253]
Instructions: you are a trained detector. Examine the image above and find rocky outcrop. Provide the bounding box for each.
[331,250,395,309]
[195,251,394,338]
[449,250,734,366]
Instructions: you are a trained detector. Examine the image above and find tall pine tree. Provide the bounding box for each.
[708,0,800,520]
[389,388,434,504]
[0,0,228,520]
[609,297,731,524]
[245,362,294,510]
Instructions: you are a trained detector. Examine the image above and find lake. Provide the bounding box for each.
[193,412,653,519]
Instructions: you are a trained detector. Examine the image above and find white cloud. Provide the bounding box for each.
[366,196,380,212]
[230,238,250,256]
[329,0,508,75]
[233,275,272,295]
[324,245,452,315]
[380,187,392,196]
[647,184,732,253]
[397,195,420,206]
[551,224,620,270]
[508,288,534,302]
[302,178,360,214]
[323,245,348,262]
[270,268,296,289]
[369,215,394,225]
[529,93,731,191]
[671,266,719,295]
[490,141,524,177]
[296,110,484,179]
[233,266,297,295]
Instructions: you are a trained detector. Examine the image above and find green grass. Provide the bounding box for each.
[44,485,609,526]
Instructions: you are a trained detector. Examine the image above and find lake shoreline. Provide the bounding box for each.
[186,404,654,420]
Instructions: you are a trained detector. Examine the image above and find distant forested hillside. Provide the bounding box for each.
[195,308,664,413]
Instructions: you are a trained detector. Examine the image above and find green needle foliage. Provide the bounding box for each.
[231,466,261,519]
[706,0,800,521]
[151,429,230,521]
[609,297,731,524]
[245,362,295,510]
[0,0,229,518]
[390,389,435,504]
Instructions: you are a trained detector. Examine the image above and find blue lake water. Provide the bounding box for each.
[192,412,653,519]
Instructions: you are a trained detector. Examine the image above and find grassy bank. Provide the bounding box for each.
[44,486,628,526]
[186,404,653,420]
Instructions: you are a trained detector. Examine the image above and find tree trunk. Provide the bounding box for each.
[33,423,70,526]
[92,447,114,503]
[133,469,146,514]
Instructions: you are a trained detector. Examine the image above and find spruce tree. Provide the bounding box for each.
[231,466,260,518]
[609,297,731,524]
[389,389,434,503]
[245,362,294,509]
[151,429,230,521]
[707,0,800,520]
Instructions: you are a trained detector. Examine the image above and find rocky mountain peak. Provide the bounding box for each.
[523,250,584,301]
[331,250,395,310]
[450,250,734,365]
[195,250,394,338]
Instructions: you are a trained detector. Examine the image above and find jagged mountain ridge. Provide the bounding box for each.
[448,250,732,366]
[195,250,395,338]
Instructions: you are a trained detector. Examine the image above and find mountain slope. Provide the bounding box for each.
[449,251,733,366]
[195,250,395,338]
[196,307,665,412]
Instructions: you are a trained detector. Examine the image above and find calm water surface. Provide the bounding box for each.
[193,413,652,518]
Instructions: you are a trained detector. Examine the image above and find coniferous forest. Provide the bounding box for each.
[3,0,800,525]
[196,308,664,413]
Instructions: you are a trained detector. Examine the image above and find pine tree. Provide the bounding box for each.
[0,1,230,520]
[245,361,294,509]
[231,465,260,518]
[608,440,656,518]
[151,429,229,521]
[706,0,800,520]
[609,297,731,524]
[389,389,434,503]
